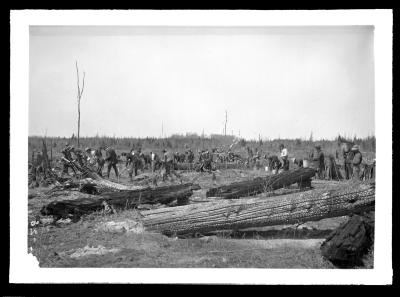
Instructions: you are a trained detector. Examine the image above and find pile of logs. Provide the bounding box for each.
[206,168,316,199]
[138,181,375,236]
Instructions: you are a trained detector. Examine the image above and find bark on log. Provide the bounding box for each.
[138,181,375,236]
[320,212,374,267]
[40,183,201,219]
[206,168,316,199]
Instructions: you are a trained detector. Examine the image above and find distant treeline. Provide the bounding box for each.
[28,133,376,162]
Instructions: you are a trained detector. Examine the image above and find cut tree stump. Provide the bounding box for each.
[320,212,374,268]
[206,168,316,199]
[138,181,375,236]
[40,183,201,220]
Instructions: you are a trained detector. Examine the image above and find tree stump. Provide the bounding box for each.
[320,212,374,268]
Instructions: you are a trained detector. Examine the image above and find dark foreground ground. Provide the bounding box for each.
[28,168,374,268]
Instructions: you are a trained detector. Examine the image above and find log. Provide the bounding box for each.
[65,159,145,191]
[40,183,201,219]
[320,212,374,267]
[174,162,245,171]
[138,181,375,236]
[206,168,316,199]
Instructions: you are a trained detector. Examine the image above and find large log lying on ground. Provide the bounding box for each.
[40,183,201,219]
[175,162,244,171]
[138,181,375,235]
[206,168,316,199]
[66,159,145,191]
[320,212,374,268]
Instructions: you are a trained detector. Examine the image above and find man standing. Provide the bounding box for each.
[105,146,119,178]
[150,151,156,173]
[61,143,76,176]
[312,145,325,179]
[94,146,105,176]
[162,149,173,181]
[127,148,140,181]
[279,144,289,171]
[351,145,363,180]
[187,148,194,163]
[342,142,354,180]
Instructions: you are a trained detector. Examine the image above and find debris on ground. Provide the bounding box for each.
[69,245,121,258]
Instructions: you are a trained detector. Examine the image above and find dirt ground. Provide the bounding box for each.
[28,168,373,268]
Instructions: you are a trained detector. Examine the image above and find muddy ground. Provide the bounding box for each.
[28,168,373,268]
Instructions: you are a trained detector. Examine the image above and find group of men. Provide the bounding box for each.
[269,143,365,181]
[57,140,367,182]
[306,143,364,180]
[60,143,119,179]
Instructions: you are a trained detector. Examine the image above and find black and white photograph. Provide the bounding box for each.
[10,10,392,284]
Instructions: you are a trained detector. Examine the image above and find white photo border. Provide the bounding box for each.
[10,9,393,284]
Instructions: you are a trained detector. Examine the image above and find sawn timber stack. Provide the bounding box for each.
[206,167,316,199]
[139,181,375,235]
[40,183,201,219]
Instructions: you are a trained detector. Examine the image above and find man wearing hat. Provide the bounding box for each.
[279,144,289,171]
[127,148,140,181]
[105,146,119,179]
[351,145,363,180]
[161,149,172,181]
[94,146,105,176]
[60,143,76,176]
[341,142,354,180]
[312,145,325,179]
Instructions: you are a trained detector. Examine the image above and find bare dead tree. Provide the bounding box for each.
[75,61,85,148]
[224,110,227,136]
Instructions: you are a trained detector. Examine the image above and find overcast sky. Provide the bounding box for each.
[29,26,375,140]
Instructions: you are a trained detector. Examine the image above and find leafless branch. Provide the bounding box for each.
[80,71,85,96]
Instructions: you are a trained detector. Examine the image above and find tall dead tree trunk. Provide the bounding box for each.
[76,61,85,148]
[50,139,53,164]
[138,182,375,236]
[224,110,227,136]
[41,139,50,177]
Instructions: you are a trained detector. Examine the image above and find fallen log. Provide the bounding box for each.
[320,212,374,267]
[206,168,316,199]
[138,181,375,236]
[65,159,145,191]
[174,162,246,171]
[40,183,201,219]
